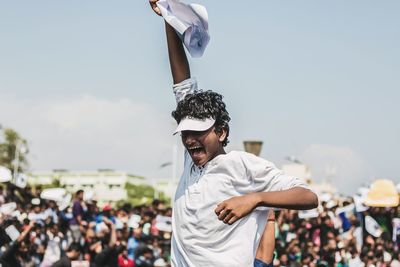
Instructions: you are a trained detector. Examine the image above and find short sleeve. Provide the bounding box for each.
[173,77,198,103]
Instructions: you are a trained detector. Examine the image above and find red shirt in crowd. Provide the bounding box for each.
[118,255,134,267]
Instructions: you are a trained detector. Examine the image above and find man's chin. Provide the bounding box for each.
[191,156,208,167]
[189,151,208,166]
[192,159,206,166]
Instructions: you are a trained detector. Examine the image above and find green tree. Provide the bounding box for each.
[118,183,170,207]
[0,126,29,174]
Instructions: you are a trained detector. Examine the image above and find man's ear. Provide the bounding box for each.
[217,127,227,143]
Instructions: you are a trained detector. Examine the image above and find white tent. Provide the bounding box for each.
[365,179,399,207]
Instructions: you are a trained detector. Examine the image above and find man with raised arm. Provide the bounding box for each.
[149,1,318,266]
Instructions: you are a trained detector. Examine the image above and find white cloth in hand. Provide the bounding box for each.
[157,0,210,58]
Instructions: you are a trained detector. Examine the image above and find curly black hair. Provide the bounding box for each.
[172,90,231,146]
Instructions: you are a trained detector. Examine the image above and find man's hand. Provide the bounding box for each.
[149,0,161,16]
[215,193,259,225]
[102,216,114,228]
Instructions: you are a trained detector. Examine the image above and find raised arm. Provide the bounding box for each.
[103,217,116,248]
[149,0,190,84]
[17,220,35,243]
[165,22,191,84]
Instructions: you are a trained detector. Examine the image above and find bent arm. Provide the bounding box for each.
[215,187,318,225]
[165,22,190,84]
[253,187,318,210]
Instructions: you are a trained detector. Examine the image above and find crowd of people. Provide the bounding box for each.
[0,185,172,267]
[0,184,399,267]
[273,200,399,267]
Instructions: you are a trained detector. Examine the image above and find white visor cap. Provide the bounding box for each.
[173,117,215,135]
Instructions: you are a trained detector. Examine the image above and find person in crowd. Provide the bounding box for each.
[135,246,155,267]
[118,247,135,267]
[93,216,120,267]
[128,227,142,260]
[0,220,36,267]
[69,189,86,242]
[0,187,5,205]
[44,200,59,224]
[52,242,81,267]
[28,200,47,224]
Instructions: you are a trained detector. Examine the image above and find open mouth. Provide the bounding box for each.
[187,146,206,158]
[188,146,204,152]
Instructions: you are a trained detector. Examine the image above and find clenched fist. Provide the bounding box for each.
[215,193,259,225]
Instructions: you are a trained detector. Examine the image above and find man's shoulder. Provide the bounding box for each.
[222,150,251,159]
[210,151,275,176]
[224,150,274,166]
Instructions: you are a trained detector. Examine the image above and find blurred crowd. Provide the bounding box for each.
[0,185,172,267]
[1,184,400,267]
[273,200,400,267]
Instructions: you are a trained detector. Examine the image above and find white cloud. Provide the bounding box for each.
[0,94,178,178]
[300,144,374,194]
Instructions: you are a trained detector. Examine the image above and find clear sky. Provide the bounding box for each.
[0,1,399,194]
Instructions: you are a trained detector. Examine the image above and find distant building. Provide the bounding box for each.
[281,163,337,195]
[28,170,146,202]
[308,180,337,195]
[281,163,312,183]
[153,179,179,200]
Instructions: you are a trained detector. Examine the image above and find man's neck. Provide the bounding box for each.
[201,148,226,167]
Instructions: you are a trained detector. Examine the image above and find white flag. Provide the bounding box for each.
[0,202,17,215]
[14,173,27,188]
[155,215,172,232]
[365,215,382,238]
[298,209,319,219]
[392,218,400,242]
[5,225,20,241]
[0,166,12,183]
